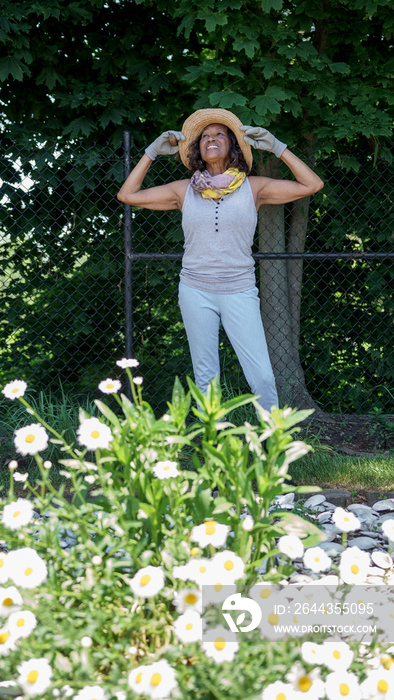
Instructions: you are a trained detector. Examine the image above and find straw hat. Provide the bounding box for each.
[178,108,253,171]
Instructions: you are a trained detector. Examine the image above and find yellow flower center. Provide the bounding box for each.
[204,521,216,535]
[199,566,206,573]
[164,466,170,471]
[13,511,21,518]
[382,658,393,670]
[190,547,199,556]
[16,618,25,627]
[0,560,4,568]
[298,676,312,692]
[333,650,341,659]
[0,631,10,644]
[377,680,389,693]
[214,636,226,651]
[135,673,143,684]
[350,564,360,574]
[2,597,13,607]
[314,557,320,562]
[224,560,234,570]
[91,430,100,439]
[106,383,114,389]
[276,694,287,700]
[260,588,272,599]
[344,516,350,521]
[339,683,350,696]
[24,568,33,576]
[214,583,222,592]
[185,593,198,605]
[150,672,162,687]
[25,434,35,443]
[186,623,193,630]
[12,388,19,393]
[140,574,151,587]
[27,670,39,684]
[268,612,279,626]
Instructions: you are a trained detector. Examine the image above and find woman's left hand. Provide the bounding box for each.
[240,125,287,158]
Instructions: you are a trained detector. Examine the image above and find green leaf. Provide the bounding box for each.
[0,56,26,81]
[94,400,122,429]
[209,91,247,109]
[260,0,283,11]
[277,511,326,542]
[63,117,96,138]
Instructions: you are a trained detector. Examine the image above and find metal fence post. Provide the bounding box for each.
[123,130,133,399]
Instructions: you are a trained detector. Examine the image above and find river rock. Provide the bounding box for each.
[371,499,394,512]
[347,536,378,550]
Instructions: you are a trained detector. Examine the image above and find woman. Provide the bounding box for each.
[117,108,324,412]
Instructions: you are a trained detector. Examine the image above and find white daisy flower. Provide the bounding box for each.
[0,585,23,617]
[249,582,281,605]
[301,641,323,665]
[2,498,34,530]
[7,547,48,589]
[0,627,17,656]
[0,552,9,584]
[339,546,370,585]
[261,680,296,700]
[98,378,121,394]
[77,417,113,450]
[173,610,202,643]
[8,610,37,639]
[332,507,361,533]
[321,639,354,672]
[129,566,165,598]
[143,659,178,699]
[74,685,108,700]
[303,546,332,573]
[116,358,140,369]
[324,671,361,700]
[14,423,49,456]
[173,588,202,614]
[17,658,53,697]
[381,519,394,542]
[203,582,237,607]
[202,625,239,663]
[191,520,230,549]
[241,515,254,531]
[13,471,29,482]
[278,535,304,560]
[152,460,179,479]
[173,557,212,586]
[133,376,143,385]
[2,380,27,400]
[128,665,148,695]
[286,663,325,699]
[360,667,394,698]
[210,550,245,583]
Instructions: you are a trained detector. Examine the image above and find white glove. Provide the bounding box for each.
[145,131,185,160]
[240,126,287,158]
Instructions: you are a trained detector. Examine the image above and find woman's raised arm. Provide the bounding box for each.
[117,131,188,211]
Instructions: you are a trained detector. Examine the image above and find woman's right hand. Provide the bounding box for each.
[145,131,185,160]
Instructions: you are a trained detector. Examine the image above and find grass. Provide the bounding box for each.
[289,451,394,491]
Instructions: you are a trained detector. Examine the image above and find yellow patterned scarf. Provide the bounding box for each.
[190,167,246,200]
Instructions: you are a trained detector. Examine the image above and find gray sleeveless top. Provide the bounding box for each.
[180,178,258,294]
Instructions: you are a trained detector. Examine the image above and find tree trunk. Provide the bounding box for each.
[256,157,322,412]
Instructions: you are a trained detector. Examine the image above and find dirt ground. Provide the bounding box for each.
[299,413,394,456]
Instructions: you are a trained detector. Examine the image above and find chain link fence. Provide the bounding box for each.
[1,136,393,415]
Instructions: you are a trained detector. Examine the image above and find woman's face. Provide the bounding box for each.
[199,123,230,164]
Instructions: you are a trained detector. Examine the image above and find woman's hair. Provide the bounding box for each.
[187,127,250,173]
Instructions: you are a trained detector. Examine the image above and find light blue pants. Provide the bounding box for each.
[178,283,278,412]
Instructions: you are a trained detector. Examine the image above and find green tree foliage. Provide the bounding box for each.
[0,0,393,412]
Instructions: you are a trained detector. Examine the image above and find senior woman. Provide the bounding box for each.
[117,108,324,412]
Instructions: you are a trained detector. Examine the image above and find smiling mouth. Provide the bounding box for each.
[207,144,219,150]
